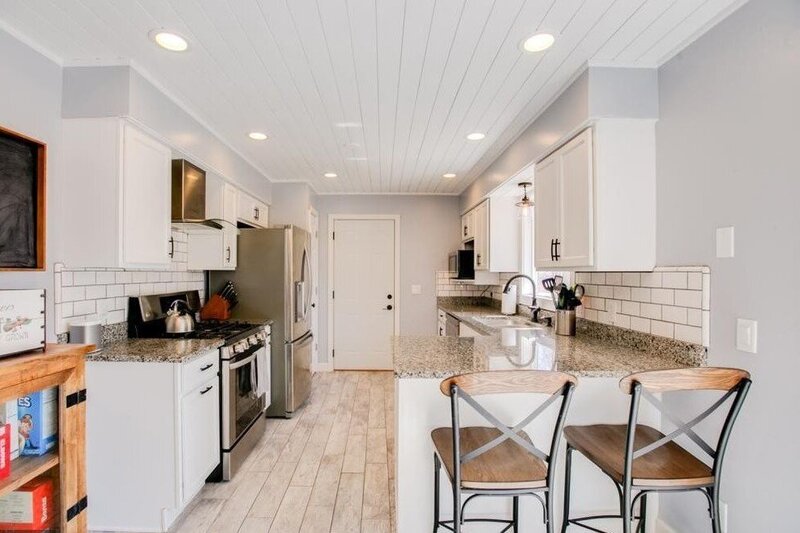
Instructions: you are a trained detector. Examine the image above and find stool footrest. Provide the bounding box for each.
[566,514,643,533]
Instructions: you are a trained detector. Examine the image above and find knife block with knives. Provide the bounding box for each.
[201,281,239,321]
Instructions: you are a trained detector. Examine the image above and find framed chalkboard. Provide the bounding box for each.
[0,126,46,270]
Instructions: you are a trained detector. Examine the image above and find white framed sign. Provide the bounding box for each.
[0,289,45,357]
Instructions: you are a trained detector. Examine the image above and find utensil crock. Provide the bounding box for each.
[555,309,576,336]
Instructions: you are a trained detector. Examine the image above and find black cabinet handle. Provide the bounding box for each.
[254,207,260,220]
[463,225,468,237]
[226,246,231,262]
[200,364,213,371]
[168,237,175,258]
[476,253,482,266]
[200,385,214,395]
[554,239,561,261]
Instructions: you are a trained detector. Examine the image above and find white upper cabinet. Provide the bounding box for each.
[60,118,172,268]
[533,120,656,271]
[206,176,239,227]
[238,193,268,228]
[223,184,238,226]
[473,201,489,271]
[461,210,475,241]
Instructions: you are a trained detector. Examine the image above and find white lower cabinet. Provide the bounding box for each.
[86,350,221,532]
[437,309,446,336]
[181,376,220,502]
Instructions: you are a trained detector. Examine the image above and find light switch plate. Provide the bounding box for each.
[716,226,735,258]
[736,318,757,353]
[411,284,422,295]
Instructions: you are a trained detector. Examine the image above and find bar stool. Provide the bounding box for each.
[561,367,751,533]
[431,370,577,533]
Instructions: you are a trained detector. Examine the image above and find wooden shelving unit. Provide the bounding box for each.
[0,343,93,532]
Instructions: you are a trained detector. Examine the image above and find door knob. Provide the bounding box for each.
[384,305,393,310]
[311,303,316,308]
[387,294,393,300]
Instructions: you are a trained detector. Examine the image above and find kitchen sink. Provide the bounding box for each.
[473,315,542,329]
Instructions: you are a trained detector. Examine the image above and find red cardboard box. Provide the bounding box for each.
[0,423,9,480]
[0,478,54,530]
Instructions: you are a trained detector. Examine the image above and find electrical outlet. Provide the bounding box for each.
[736,319,758,353]
[716,226,735,258]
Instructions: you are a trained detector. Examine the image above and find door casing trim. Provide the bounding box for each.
[328,214,401,370]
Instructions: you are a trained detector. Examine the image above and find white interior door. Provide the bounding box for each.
[332,218,397,370]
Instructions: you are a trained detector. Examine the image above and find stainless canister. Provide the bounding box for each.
[69,321,103,348]
[555,310,577,336]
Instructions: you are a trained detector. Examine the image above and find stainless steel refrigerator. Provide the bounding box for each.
[209,226,313,417]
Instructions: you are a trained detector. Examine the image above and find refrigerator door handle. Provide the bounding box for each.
[294,281,305,322]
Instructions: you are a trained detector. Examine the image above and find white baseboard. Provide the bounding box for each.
[312,362,334,372]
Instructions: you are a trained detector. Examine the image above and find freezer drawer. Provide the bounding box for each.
[286,331,312,415]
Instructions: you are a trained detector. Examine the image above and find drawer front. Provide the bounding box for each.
[182,350,219,393]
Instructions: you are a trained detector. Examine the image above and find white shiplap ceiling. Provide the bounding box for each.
[0,0,744,194]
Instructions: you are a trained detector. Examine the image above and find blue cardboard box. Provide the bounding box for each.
[17,388,57,456]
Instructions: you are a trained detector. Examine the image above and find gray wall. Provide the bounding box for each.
[315,195,461,363]
[656,0,800,530]
[270,182,316,230]
[0,27,63,339]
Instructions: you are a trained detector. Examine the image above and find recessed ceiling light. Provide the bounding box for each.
[151,31,188,52]
[324,172,338,178]
[522,32,555,53]
[335,122,362,129]
[345,157,368,161]
[442,173,456,178]
[466,132,485,141]
[248,132,267,141]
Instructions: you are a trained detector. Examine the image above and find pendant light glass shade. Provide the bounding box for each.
[516,182,533,216]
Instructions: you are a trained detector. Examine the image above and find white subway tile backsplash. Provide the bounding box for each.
[574,266,709,346]
[641,303,662,320]
[622,273,641,287]
[62,272,73,286]
[675,324,702,344]
[641,272,662,288]
[662,272,688,289]
[73,271,96,286]
[661,305,687,324]
[674,289,702,308]
[85,285,106,300]
[613,286,631,300]
[631,287,651,302]
[131,272,148,283]
[74,300,96,316]
[687,308,702,327]
[106,284,124,298]
[651,288,675,305]
[630,316,650,333]
[62,286,85,302]
[96,271,116,285]
[650,321,675,339]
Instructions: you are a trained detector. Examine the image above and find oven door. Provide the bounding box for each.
[222,344,266,448]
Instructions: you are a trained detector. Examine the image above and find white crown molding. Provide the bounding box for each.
[314,191,459,197]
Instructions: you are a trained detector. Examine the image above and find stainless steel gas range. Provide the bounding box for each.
[127,290,271,481]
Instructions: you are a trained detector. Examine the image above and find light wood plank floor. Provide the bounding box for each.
[169,370,395,533]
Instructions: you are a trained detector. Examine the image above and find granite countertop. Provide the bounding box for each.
[394,299,707,379]
[87,338,224,363]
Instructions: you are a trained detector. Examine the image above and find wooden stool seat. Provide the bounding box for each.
[432,426,548,490]
[564,424,714,488]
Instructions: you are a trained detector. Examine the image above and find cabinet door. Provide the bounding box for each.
[181,378,220,502]
[461,212,472,241]
[558,129,593,267]
[253,201,268,227]
[187,231,224,270]
[121,124,172,267]
[223,184,238,226]
[534,152,561,269]
[222,228,237,269]
[473,201,489,271]
[237,194,256,225]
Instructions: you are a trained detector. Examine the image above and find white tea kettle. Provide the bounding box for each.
[165,300,195,333]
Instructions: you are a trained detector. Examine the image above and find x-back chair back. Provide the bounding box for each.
[434,370,577,533]
[562,367,751,533]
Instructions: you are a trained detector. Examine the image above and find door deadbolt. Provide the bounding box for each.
[384,304,393,310]
[387,294,393,300]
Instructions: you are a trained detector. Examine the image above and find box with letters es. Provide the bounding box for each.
[17,388,57,456]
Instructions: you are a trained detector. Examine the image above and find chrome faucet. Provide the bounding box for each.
[502,274,541,322]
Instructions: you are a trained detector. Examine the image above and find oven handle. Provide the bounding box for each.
[229,353,257,370]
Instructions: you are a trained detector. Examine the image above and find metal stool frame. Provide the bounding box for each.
[433,372,576,533]
[562,369,751,533]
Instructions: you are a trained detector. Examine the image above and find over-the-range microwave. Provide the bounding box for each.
[448,250,475,280]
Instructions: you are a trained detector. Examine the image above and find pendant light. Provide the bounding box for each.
[516,182,533,217]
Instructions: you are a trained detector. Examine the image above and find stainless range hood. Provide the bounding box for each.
[171,159,224,230]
